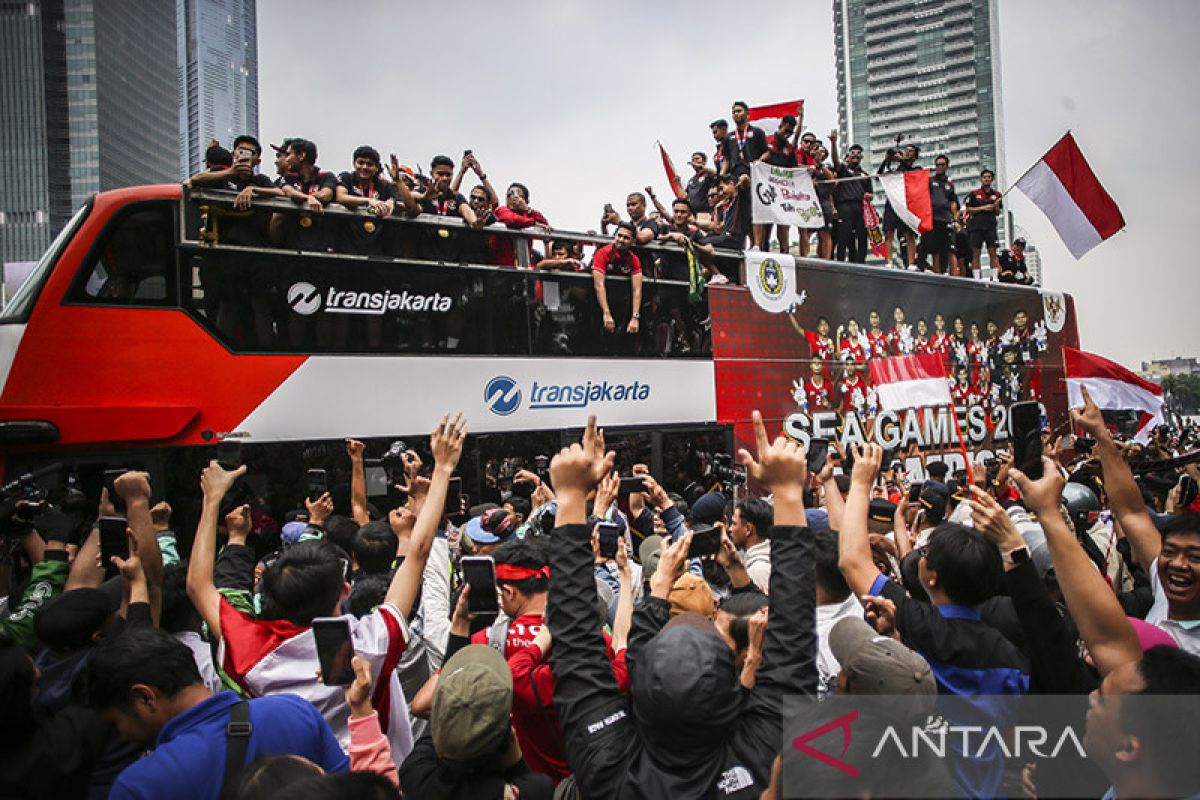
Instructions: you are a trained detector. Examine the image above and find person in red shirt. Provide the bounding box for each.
[913,318,931,354]
[929,312,952,359]
[489,182,551,267]
[950,365,980,407]
[798,359,835,412]
[837,318,868,364]
[790,314,836,364]
[838,361,871,416]
[887,305,913,355]
[591,223,643,354]
[865,310,889,360]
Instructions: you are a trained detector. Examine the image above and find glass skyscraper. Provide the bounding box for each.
[833,0,1008,244]
[177,0,259,180]
[1,0,177,268]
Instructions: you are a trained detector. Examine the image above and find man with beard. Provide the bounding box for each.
[592,223,644,355]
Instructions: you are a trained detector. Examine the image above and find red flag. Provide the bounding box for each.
[1064,348,1164,443]
[1015,133,1124,259]
[657,141,685,199]
[878,168,933,234]
[748,99,804,135]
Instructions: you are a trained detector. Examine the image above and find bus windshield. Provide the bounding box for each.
[0,202,91,324]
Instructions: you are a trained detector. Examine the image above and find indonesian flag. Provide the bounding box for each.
[1064,347,1165,443]
[749,99,804,135]
[1015,133,1125,259]
[657,141,685,199]
[878,168,933,234]
[870,353,951,411]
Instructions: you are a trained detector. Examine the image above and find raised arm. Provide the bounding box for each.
[837,444,885,598]
[185,462,247,640]
[385,413,465,618]
[114,472,162,624]
[1013,457,1141,677]
[1074,386,1162,571]
[346,439,370,526]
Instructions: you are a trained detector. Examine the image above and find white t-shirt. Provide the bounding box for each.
[1145,558,1200,656]
[816,593,865,698]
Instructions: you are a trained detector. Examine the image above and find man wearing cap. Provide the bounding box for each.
[997,237,1034,285]
[399,645,553,797]
[464,507,516,555]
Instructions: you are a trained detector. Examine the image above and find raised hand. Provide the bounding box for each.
[111,528,143,584]
[650,530,693,599]
[1070,385,1107,440]
[200,461,247,500]
[1009,455,1065,516]
[430,412,467,470]
[863,595,899,639]
[224,504,252,542]
[737,410,808,497]
[114,471,152,503]
[641,474,672,511]
[343,655,374,719]
[345,438,366,460]
[849,443,883,489]
[549,415,615,497]
[594,471,619,516]
[968,486,1025,553]
[305,492,334,527]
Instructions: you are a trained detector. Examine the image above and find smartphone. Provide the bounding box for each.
[806,438,830,474]
[880,449,896,470]
[311,618,356,686]
[103,468,128,513]
[1180,475,1199,509]
[618,476,648,497]
[98,516,128,576]
[461,556,499,619]
[234,145,255,163]
[597,521,622,559]
[217,439,242,471]
[1010,401,1044,481]
[688,523,722,558]
[908,481,924,503]
[443,476,463,516]
[306,469,327,502]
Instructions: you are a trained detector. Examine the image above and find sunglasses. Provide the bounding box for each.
[470,195,488,203]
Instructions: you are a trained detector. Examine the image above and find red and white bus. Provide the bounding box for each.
[0,185,1078,528]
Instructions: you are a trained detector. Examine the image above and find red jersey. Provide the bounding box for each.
[489,206,549,267]
[887,325,912,355]
[471,612,544,654]
[838,376,870,414]
[929,332,952,355]
[804,330,836,362]
[838,333,867,363]
[592,243,641,276]
[804,378,835,411]
[950,382,979,407]
[505,635,629,783]
[866,330,889,360]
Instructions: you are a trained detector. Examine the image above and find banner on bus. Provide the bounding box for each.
[750,162,825,228]
[709,263,1081,478]
[234,357,717,440]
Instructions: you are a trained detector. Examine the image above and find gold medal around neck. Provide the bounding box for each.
[363,220,376,233]
[299,216,313,228]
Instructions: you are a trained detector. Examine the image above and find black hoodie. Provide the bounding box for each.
[547,522,816,799]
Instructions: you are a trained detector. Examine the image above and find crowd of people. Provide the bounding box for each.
[180,99,1035,355]
[1,386,1198,798]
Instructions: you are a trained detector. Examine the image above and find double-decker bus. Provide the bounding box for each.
[0,185,1078,535]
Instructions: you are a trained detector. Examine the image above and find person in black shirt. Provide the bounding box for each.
[416,154,481,263]
[812,143,837,259]
[830,135,870,263]
[762,114,801,254]
[878,143,921,268]
[997,237,1034,285]
[721,100,768,179]
[685,152,716,215]
[186,134,282,347]
[709,119,729,176]
[699,174,750,252]
[272,137,338,250]
[335,145,404,256]
[917,154,959,274]
[965,169,1003,279]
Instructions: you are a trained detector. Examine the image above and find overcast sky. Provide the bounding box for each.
[259,0,1199,369]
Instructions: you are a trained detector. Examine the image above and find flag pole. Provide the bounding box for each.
[948,402,975,486]
[998,130,1072,202]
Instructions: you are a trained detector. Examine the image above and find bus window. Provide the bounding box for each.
[0,202,91,324]
[68,202,176,306]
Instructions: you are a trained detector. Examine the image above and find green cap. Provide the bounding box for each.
[432,644,513,763]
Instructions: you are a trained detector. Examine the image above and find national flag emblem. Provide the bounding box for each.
[1064,348,1164,443]
[748,99,804,135]
[869,353,952,412]
[878,168,933,234]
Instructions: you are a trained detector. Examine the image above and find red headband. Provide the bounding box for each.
[495,564,551,582]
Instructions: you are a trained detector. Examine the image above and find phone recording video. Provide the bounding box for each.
[306,469,327,502]
[618,476,648,497]
[596,521,622,559]
[217,439,242,471]
[1010,401,1044,481]
[806,438,830,474]
[312,618,356,686]
[688,523,722,558]
[461,556,499,619]
[98,516,128,577]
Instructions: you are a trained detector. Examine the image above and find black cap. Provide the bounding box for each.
[34,588,119,650]
[205,145,233,168]
[926,461,950,480]
[1013,237,1027,246]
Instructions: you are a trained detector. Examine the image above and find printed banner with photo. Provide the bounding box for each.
[750,162,826,228]
[709,261,1081,478]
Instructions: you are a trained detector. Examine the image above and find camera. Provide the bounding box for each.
[377,440,413,484]
[710,453,747,491]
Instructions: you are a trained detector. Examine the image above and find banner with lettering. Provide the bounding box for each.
[750,162,826,228]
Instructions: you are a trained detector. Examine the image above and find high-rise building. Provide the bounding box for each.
[0,0,177,269]
[177,0,259,180]
[833,0,1008,245]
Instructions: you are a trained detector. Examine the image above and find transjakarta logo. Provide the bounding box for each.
[286,282,452,316]
[484,376,653,415]
[485,376,521,416]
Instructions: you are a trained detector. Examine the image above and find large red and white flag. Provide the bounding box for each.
[870,353,951,411]
[749,99,804,136]
[878,168,933,234]
[1015,133,1125,259]
[1064,348,1164,443]
[657,141,685,199]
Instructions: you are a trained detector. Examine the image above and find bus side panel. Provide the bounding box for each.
[710,266,1081,477]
